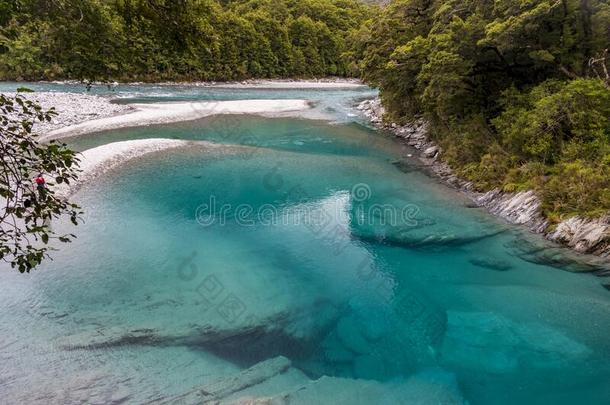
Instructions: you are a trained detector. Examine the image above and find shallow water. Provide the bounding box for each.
[1,84,610,404]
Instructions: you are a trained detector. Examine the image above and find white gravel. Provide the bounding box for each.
[42,99,312,141]
[3,92,133,135]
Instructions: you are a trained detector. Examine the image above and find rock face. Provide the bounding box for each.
[548,216,610,257]
[475,190,548,233]
[357,97,610,258]
[423,145,439,158]
[356,98,385,124]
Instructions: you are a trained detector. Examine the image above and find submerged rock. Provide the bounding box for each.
[228,368,467,405]
[318,291,447,380]
[335,316,373,355]
[60,300,340,367]
[159,356,296,404]
[352,228,507,251]
[507,237,610,273]
[469,257,513,271]
[352,354,390,380]
[441,311,591,373]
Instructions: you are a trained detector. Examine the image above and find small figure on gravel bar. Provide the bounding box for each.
[35,174,47,197]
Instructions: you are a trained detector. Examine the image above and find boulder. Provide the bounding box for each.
[352,354,391,380]
[441,311,591,373]
[162,356,294,404]
[469,257,513,271]
[423,146,439,158]
[335,315,373,355]
[548,216,610,255]
[475,190,548,233]
[242,369,467,405]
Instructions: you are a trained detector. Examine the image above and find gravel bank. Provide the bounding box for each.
[4,92,133,135]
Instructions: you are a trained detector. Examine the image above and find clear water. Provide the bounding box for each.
[1,84,610,404]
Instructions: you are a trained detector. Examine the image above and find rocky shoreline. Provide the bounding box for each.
[357,98,610,259]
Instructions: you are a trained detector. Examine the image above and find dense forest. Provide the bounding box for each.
[348,0,610,220]
[1,0,609,220]
[0,0,371,81]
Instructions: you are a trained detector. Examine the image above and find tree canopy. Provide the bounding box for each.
[348,0,610,219]
[0,0,371,82]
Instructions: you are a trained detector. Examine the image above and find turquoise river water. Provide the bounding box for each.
[1,83,610,404]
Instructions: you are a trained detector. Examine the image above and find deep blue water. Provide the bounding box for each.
[1,83,609,404]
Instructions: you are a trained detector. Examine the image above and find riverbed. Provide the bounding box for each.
[1,82,609,404]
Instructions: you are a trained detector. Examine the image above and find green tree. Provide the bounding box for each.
[352,0,610,219]
[0,93,81,272]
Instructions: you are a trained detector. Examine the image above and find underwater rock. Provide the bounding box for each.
[397,368,467,405]
[390,159,418,174]
[60,301,340,364]
[390,290,448,363]
[352,354,391,380]
[237,368,468,405]
[322,337,356,363]
[167,367,468,404]
[335,316,373,355]
[161,356,294,404]
[440,311,591,374]
[318,292,447,381]
[60,327,161,350]
[352,228,506,251]
[469,257,513,271]
[507,238,610,273]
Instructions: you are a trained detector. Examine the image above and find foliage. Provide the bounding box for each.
[0,0,371,82]
[0,93,81,272]
[350,0,610,219]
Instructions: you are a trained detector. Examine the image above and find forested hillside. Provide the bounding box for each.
[0,0,370,81]
[2,0,609,221]
[348,0,610,220]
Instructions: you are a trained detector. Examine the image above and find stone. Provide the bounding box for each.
[548,216,610,255]
[165,356,293,404]
[253,370,468,405]
[470,257,513,271]
[475,189,548,233]
[322,331,356,363]
[423,146,439,158]
[335,316,373,355]
[441,311,591,373]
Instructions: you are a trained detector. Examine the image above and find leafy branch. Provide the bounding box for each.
[0,92,82,273]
